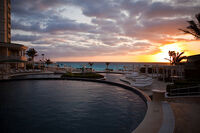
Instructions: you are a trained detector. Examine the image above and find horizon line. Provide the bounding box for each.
[52,61,170,63]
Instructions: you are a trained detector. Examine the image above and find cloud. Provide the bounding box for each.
[12,34,41,42]
[143,2,200,19]
[10,0,200,60]
[12,16,96,34]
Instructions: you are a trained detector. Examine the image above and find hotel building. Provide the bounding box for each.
[0,0,27,74]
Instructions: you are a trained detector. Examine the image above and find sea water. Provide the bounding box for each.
[54,62,168,71]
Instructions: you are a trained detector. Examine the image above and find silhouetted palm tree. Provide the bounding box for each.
[88,62,94,68]
[26,48,38,69]
[41,54,45,61]
[26,48,38,61]
[105,62,110,69]
[179,13,200,39]
[88,62,94,72]
[173,52,187,65]
[45,59,53,67]
[168,51,175,64]
[165,51,187,65]
[27,57,32,61]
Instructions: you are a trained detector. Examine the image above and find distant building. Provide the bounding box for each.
[0,0,27,75]
[0,0,11,43]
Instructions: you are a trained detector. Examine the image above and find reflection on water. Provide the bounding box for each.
[0,80,146,133]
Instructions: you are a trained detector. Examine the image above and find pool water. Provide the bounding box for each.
[0,80,146,133]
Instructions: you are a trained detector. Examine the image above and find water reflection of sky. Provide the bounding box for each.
[0,80,147,133]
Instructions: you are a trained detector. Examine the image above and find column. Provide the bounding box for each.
[24,62,26,70]
[145,65,148,74]
[6,48,8,56]
[171,68,173,82]
[156,65,159,78]
[166,67,168,79]
[162,67,165,81]
[152,66,154,78]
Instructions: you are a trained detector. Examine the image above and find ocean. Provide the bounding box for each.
[54,62,169,71]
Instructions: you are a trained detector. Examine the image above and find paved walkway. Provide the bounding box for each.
[168,97,200,133]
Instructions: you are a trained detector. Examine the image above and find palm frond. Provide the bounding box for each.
[164,58,170,61]
[176,52,184,60]
[179,13,200,39]
[176,56,187,63]
[195,13,200,27]
[187,21,200,35]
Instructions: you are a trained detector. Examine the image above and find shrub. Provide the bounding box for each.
[26,64,33,70]
[61,72,104,79]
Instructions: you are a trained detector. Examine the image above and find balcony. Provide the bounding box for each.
[0,56,27,62]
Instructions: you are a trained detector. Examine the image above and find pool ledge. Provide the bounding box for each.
[132,101,163,133]
[132,90,175,133]
[132,100,175,133]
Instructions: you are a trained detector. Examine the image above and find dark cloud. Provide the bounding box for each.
[143,2,200,19]
[10,0,200,60]
[12,34,41,42]
[12,16,96,33]
[12,20,43,32]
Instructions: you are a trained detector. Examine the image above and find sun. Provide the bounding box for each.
[153,43,187,62]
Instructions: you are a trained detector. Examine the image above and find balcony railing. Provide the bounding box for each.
[0,56,27,61]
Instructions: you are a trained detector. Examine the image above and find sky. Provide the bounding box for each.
[11,0,200,62]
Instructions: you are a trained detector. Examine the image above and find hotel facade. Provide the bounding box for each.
[0,0,27,73]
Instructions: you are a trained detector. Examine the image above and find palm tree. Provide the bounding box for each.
[173,52,187,65]
[165,51,187,65]
[41,54,45,68]
[45,59,53,67]
[88,62,94,71]
[26,48,38,69]
[168,51,175,64]
[105,62,110,70]
[88,62,94,68]
[179,13,200,39]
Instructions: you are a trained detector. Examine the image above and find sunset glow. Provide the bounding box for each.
[11,0,200,62]
[154,43,185,62]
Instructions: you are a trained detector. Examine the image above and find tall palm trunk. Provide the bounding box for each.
[32,57,35,70]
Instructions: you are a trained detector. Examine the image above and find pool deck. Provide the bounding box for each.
[167,96,200,133]
[102,73,167,96]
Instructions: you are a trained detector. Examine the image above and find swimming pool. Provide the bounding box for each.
[0,80,147,133]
